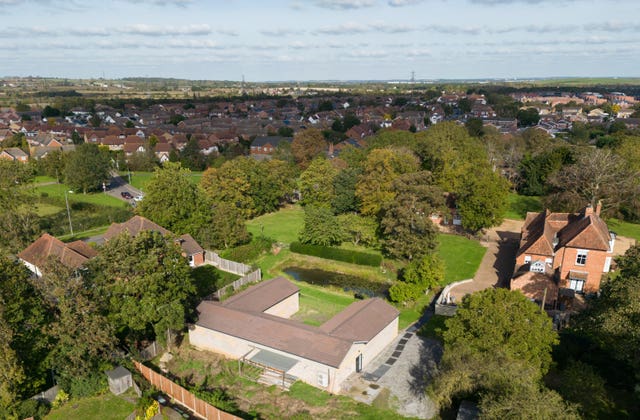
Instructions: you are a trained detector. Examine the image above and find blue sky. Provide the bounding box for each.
[1,0,639,81]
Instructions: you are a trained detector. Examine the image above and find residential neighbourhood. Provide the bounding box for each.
[2,77,640,420]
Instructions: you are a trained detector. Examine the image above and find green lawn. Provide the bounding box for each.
[291,280,356,326]
[45,393,135,420]
[34,175,58,184]
[438,233,486,285]
[246,206,305,244]
[123,171,203,191]
[30,202,64,216]
[504,193,542,220]
[57,225,111,242]
[191,265,240,298]
[35,183,127,208]
[607,218,640,242]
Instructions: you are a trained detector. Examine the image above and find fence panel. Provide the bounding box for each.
[204,251,252,276]
[133,361,241,420]
[211,268,261,300]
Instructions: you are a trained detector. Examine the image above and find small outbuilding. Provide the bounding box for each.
[105,366,133,395]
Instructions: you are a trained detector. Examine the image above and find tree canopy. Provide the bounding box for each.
[64,143,111,194]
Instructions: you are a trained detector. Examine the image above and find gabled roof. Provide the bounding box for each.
[251,136,292,148]
[2,147,28,159]
[18,233,97,271]
[176,233,204,256]
[103,215,171,240]
[195,278,399,368]
[222,277,299,313]
[518,206,611,257]
[319,298,399,342]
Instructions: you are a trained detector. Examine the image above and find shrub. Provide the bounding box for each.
[220,236,273,263]
[389,281,423,303]
[290,242,382,266]
[61,372,108,398]
[14,399,50,420]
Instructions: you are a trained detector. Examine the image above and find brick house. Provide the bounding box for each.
[249,136,292,160]
[0,147,29,162]
[511,203,615,304]
[18,233,98,277]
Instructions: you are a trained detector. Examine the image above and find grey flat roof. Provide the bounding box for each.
[250,349,298,372]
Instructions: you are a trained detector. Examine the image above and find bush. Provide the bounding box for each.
[61,372,108,398]
[388,281,423,303]
[14,398,50,420]
[220,236,273,263]
[290,242,382,266]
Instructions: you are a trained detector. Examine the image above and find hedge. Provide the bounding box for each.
[290,242,382,267]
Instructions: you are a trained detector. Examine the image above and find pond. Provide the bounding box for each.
[283,267,390,299]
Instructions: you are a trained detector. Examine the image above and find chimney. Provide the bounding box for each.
[584,204,593,217]
[595,200,602,217]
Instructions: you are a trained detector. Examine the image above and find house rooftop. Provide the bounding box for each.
[18,233,97,271]
[222,276,299,313]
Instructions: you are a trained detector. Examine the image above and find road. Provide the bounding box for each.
[107,170,143,203]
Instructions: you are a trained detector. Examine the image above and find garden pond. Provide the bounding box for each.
[283,267,390,299]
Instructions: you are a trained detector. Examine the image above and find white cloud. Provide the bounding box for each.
[388,0,423,6]
[116,24,212,36]
[313,0,376,10]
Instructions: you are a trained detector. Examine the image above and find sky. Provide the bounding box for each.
[1,0,639,81]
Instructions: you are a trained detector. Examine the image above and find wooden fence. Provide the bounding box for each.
[211,268,261,301]
[204,251,252,276]
[133,361,241,420]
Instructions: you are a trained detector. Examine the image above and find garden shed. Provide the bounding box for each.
[105,365,133,395]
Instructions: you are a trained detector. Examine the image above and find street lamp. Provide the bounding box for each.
[64,190,74,236]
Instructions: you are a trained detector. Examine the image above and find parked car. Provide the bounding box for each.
[134,195,144,202]
[121,191,133,199]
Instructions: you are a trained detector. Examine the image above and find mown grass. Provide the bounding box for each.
[606,218,640,242]
[45,393,135,420]
[504,193,542,220]
[291,280,356,326]
[124,170,203,191]
[58,225,111,242]
[246,206,305,244]
[35,183,126,208]
[438,234,487,285]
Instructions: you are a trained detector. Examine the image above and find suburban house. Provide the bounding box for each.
[0,147,29,162]
[511,203,615,305]
[103,215,205,267]
[18,233,98,277]
[249,136,292,160]
[190,277,399,393]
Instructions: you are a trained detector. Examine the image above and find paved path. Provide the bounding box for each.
[107,170,143,203]
[449,219,523,301]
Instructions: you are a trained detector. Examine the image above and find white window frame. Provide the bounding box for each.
[575,250,588,266]
[569,278,585,292]
[524,255,532,263]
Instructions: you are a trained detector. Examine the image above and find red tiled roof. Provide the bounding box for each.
[18,233,97,271]
[103,216,170,240]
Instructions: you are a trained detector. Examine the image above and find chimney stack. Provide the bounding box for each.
[585,204,593,216]
[595,200,602,216]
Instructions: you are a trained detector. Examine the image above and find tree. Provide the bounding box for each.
[196,201,250,250]
[36,260,115,380]
[516,107,541,127]
[0,161,39,253]
[456,168,510,233]
[277,126,294,137]
[337,213,377,247]
[389,254,444,303]
[64,143,110,193]
[444,288,558,373]
[298,157,338,208]
[179,137,207,171]
[464,117,484,137]
[291,129,327,169]
[545,148,639,216]
[42,105,61,118]
[429,288,560,413]
[71,131,84,145]
[480,385,579,420]
[137,162,200,233]
[379,171,443,261]
[332,167,361,214]
[0,257,51,396]
[88,230,195,344]
[298,206,344,246]
[356,147,420,217]
[554,360,613,418]
[0,306,24,409]
[89,112,102,128]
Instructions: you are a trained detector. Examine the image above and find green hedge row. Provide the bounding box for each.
[290,242,382,267]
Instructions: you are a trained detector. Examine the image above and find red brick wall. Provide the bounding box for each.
[192,252,205,267]
[558,247,608,292]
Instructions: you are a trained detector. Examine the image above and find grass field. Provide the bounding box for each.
[607,218,640,242]
[246,206,305,244]
[291,280,356,326]
[504,193,542,220]
[438,234,487,284]
[123,170,203,191]
[35,183,127,208]
[45,393,135,420]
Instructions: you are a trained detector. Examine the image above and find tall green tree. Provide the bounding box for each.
[196,201,250,250]
[332,167,361,214]
[88,231,195,344]
[0,306,24,410]
[137,162,200,233]
[337,213,377,248]
[298,206,344,247]
[356,147,420,217]
[456,169,510,233]
[298,157,338,208]
[0,161,39,253]
[64,143,110,193]
[36,260,115,380]
[379,171,443,260]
